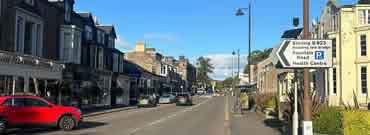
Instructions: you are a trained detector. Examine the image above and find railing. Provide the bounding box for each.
[0,50,64,72]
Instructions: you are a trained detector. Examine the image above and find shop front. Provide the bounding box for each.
[0,51,63,102]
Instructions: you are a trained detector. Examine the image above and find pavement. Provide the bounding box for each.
[6,96,282,135]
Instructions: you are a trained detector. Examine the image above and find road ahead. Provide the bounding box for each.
[8,96,280,135]
[8,97,225,135]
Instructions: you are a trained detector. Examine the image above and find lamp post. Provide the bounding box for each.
[236,1,252,84]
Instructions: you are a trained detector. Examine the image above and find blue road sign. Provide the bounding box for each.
[315,51,324,60]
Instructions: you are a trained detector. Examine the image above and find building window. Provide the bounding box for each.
[24,0,34,6]
[360,10,367,25]
[333,68,337,95]
[61,32,72,62]
[97,31,101,43]
[60,27,81,64]
[113,53,118,72]
[84,25,92,40]
[98,48,104,69]
[15,11,43,56]
[109,37,114,48]
[361,66,368,94]
[361,35,367,56]
[89,46,97,68]
[332,38,336,58]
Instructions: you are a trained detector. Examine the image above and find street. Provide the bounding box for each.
[6,96,280,135]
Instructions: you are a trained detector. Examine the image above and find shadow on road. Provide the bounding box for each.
[6,121,107,135]
[263,118,285,134]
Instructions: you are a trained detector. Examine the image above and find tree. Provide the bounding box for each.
[244,48,273,74]
[196,57,214,87]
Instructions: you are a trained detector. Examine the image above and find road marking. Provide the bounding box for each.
[128,98,212,135]
[224,96,231,135]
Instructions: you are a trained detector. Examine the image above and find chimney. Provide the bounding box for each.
[135,41,145,52]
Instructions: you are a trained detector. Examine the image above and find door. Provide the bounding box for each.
[24,98,56,124]
[2,98,27,124]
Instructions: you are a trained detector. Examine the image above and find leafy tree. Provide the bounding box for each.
[244,48,273,74]
[196,57,214,87]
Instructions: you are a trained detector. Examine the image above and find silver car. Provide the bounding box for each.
[159,94,176,104]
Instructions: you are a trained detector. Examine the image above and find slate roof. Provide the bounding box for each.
[281,28,303,39]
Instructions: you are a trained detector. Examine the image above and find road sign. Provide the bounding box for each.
[277,40,332,68]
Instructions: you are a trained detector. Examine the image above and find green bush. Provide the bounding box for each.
[343,110,370,135]
[313,107,342,134]
[264,97,277,109]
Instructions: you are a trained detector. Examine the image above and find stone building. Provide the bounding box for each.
[176,56,196,92]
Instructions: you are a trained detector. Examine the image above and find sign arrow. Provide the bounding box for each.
[278,40,290,67]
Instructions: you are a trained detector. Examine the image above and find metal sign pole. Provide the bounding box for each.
[303,0,313,134]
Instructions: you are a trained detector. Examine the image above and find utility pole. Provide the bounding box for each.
[303,0,313,135]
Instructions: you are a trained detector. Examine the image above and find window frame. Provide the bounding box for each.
[332,38,336,58]
[14,10,43,56]
[361,66,368,95]
[332,68,337,95]
[360,34,367,57]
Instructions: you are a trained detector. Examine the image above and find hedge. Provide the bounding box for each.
[343,110,370,135]
[313,107,342,134]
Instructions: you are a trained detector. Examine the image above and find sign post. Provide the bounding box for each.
[276,39,332,135]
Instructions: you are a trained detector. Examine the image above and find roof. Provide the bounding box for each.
[281,28,303,39]
[97,25,117,38]
[77,12,92,18]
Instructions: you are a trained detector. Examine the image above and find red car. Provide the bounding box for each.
[0,95,82,133]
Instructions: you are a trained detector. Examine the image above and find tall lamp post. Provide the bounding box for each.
[236,1,252,84]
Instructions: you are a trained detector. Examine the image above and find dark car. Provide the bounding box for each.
[176,93,193,106]
[137,95,157,108]
[0,95,82,134]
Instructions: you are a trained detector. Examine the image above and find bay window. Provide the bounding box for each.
[15,10,43,56]
[113,53,119,72]
[59,25,81,64]
[98,48,104,69]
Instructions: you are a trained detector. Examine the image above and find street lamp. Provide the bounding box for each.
[236,1,252,84]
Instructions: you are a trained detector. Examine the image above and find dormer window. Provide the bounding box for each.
[25,0,34,6]
[65,0,71,22]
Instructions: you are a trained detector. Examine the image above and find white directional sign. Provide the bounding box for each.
[276,40,332,68]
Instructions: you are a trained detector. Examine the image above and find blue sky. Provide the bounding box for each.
[75,0,354,80]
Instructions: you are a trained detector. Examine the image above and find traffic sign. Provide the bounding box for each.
[276,40,332,68]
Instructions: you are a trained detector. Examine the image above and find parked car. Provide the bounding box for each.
[200,93,213,98]
[0,95,82,134]
[176,93,193,106]
[137,95,157,108]
[159,94,176,104]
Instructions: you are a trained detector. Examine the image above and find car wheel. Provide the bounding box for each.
[58,115,76,131]
[0,118,7,134]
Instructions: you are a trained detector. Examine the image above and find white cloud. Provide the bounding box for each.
[115,35,132,50]
[143,33,178,42]
[202,54,248,80]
